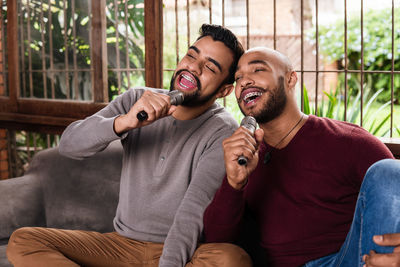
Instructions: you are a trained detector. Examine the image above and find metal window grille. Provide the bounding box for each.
[18,0,92,100]
[0,0,6,97]
[1,0,400,177]
[105,0,145,100]
[163,0,399,138]
[6,130,60,177]
[16,0,145,102]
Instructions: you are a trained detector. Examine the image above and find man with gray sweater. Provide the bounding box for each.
[7,24,251,267]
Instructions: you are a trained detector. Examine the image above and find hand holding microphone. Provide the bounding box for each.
[114,90,184,135]
[222,116,261,190]
[137,90,184,121]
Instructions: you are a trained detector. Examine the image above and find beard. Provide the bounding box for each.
[169,69,220,107]
[239,76,287,124]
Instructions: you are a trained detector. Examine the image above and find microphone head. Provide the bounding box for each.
[240,116,257,133]
[168,91,185,105]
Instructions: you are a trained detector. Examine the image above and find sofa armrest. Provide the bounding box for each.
[380,137,400,159]
[0,174,45,239]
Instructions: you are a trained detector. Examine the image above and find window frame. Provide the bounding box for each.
[0,0,163,134]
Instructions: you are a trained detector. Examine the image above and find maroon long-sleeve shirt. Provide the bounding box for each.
[204,115,394,267]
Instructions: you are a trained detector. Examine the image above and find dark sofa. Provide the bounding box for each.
[0,141,123,267]
[0,138,397,267]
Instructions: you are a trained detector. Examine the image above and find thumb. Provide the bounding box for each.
[254,128,264,144]
[373,233,400,246]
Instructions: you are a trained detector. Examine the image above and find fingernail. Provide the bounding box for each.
[374,235,383,242]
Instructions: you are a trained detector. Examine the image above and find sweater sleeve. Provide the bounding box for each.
[158,127,237,267]
[59,88,143,159]
[203,176,247,243]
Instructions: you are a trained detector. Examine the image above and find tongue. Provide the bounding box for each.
[180,76,196,89]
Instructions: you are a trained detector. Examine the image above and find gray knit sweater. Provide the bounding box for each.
[59,87,238,266]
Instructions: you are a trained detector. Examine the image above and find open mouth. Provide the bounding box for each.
[178,73,197,90]
[241,89,264,106]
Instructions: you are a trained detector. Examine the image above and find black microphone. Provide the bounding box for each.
[237,116,257,166]
[136,90,185,121]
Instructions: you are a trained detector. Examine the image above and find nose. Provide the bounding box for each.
[239,75,254,88]
[187,60,202,76]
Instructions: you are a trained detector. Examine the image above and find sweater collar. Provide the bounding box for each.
[170,102,222,128]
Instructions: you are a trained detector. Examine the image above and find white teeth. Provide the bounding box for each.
[182,74,195,84]
[179,82,189,89]
[244,92,262,103]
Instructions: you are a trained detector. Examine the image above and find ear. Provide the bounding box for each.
[216,84,234,99]
[287,71,298,90]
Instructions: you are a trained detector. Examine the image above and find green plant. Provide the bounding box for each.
[302,85,394,137]
[15,0,145,101]
[308,8,400,103]
[106,0,145,99]
[7,1,145,176]
[10,131,60,176]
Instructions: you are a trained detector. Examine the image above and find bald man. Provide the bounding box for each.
[203,47,400,267]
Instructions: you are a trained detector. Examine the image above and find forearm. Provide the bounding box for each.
[158,192,208,267]
[203,177,246,243]
[59,89,140,159]
[159,132,234,266]
[59,114,121,159]
[159,167,226,266]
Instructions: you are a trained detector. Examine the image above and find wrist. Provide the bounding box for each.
[226,176,248,190]
[114,115,131,135]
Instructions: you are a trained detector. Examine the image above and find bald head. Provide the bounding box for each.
[234,46,299,121]
[241,47,294,74]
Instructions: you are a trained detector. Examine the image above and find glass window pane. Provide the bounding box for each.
[19,0,92,100]
[106,0,145,101]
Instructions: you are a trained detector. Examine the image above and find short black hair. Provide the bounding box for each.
[197,24,244,84]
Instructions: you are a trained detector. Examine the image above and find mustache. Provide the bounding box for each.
[238,86,268,103]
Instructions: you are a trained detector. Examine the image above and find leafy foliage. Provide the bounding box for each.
[301,86,398,137]
[6,0,145,176]
[17,0,145,100]
[308,8,400,103]
[105,0,145,99]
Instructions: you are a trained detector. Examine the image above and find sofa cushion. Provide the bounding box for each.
[0,141,124,266]
[33,141,123,232]
[0,175,45,240]
[0,245,11,267]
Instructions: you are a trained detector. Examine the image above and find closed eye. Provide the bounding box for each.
[206,65,216,73]
[235,75,242,82]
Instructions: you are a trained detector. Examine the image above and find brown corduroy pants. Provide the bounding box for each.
[6,227,252,267]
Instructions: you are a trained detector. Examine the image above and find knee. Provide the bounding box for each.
[9,227,37,243]
[7,227,33,261]
[364,159,400,190]
[366,159,400,179]
[191,243,252,267]
[7,227,42,256]
[215,243,252,267]
[362,159,400,201]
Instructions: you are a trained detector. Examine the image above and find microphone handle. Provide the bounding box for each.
[136,91,184,122]
[237,155,248,166]
[137,111,148,121]
[237,116,257,166]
